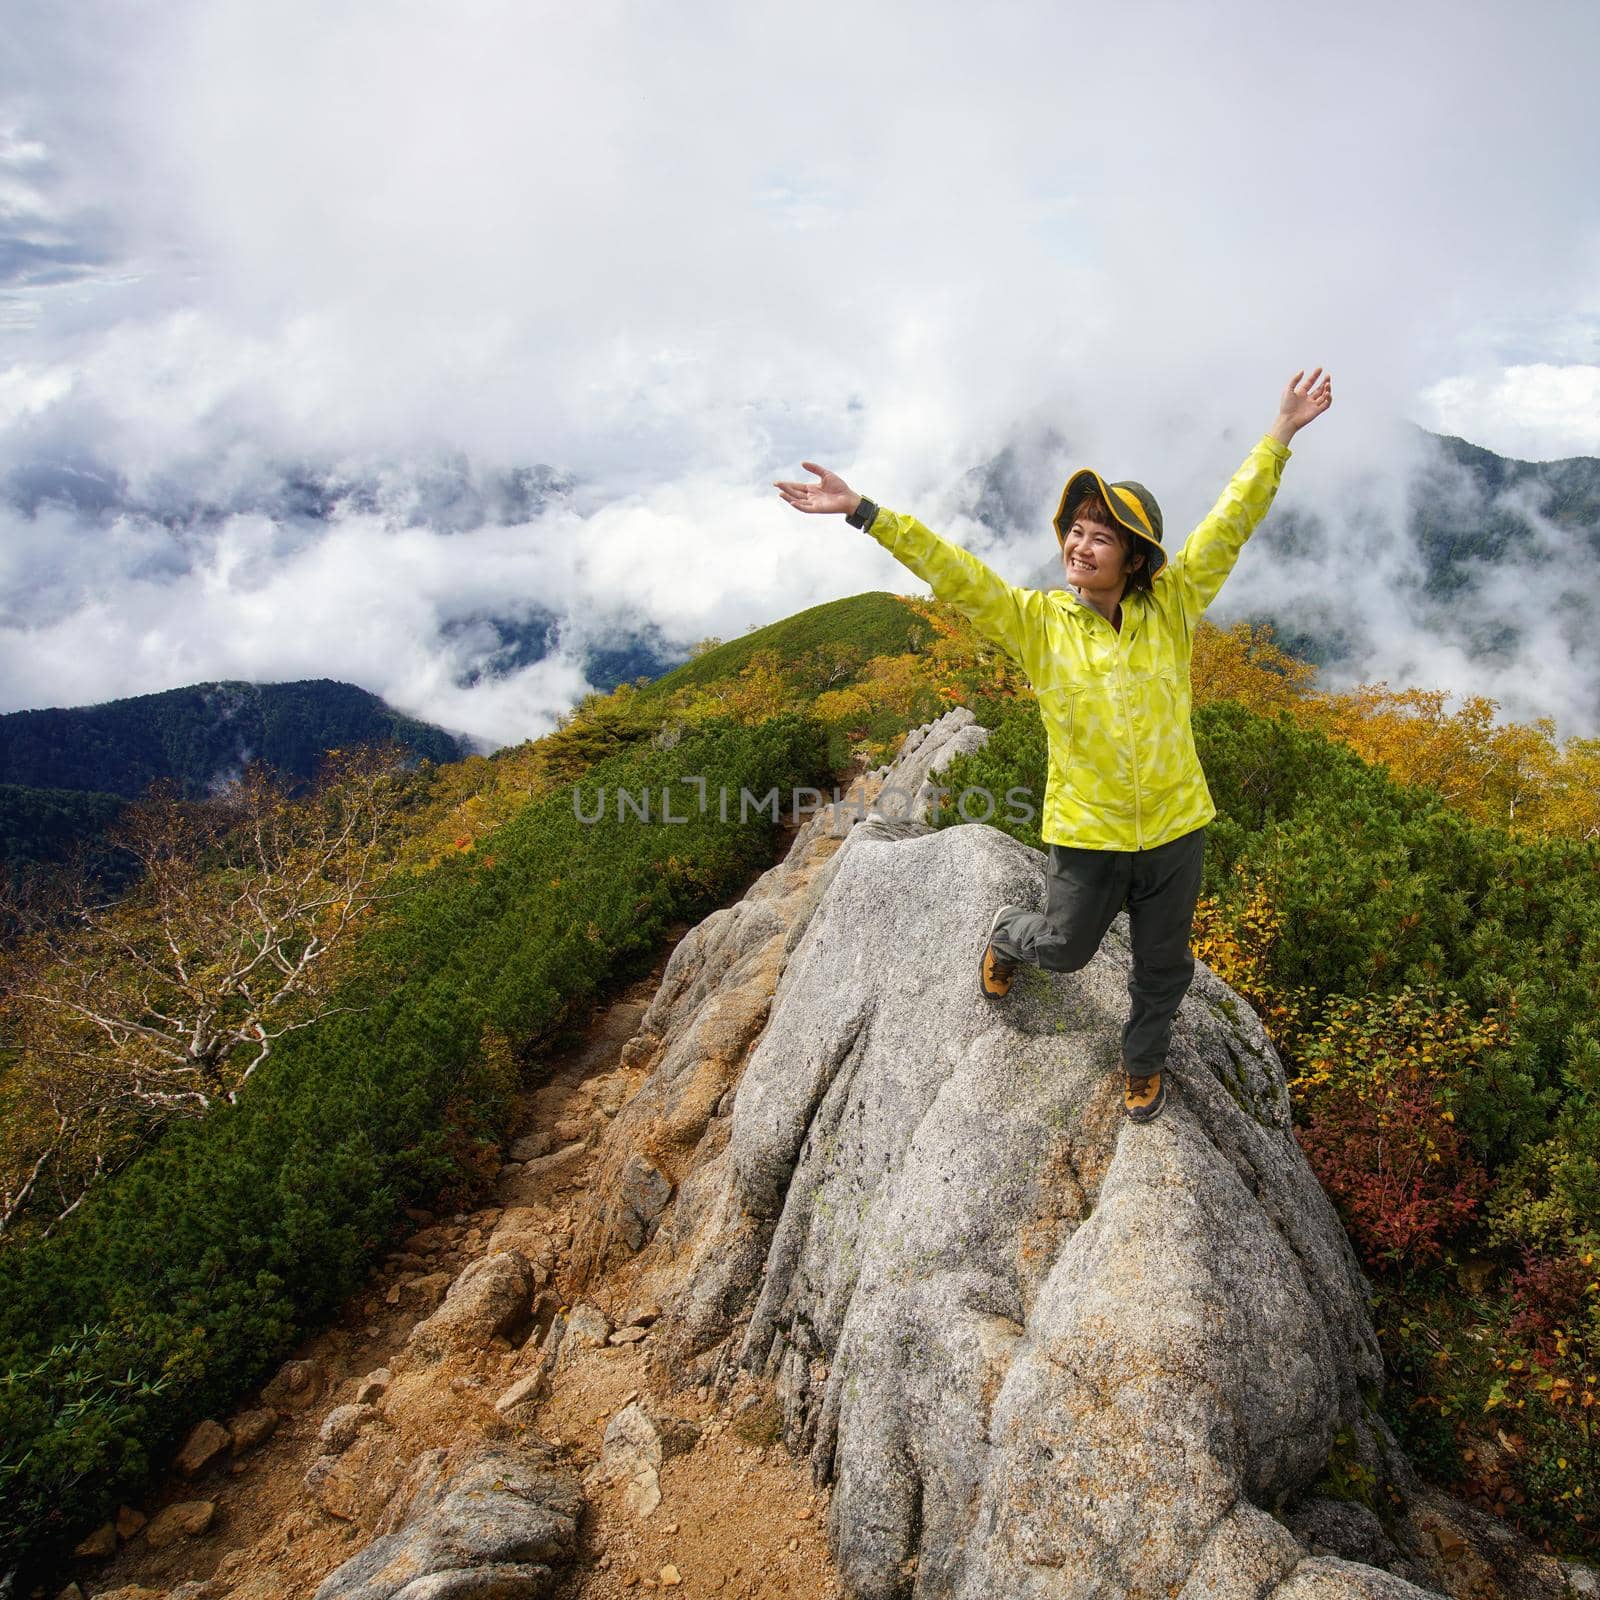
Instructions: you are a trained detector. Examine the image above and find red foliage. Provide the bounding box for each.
[1296,1063,1486,1268]
[1509,1252,1591,1347]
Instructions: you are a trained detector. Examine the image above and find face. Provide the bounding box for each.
[1060,514,1142,597]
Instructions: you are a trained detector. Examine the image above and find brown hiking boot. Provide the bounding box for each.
[1124,1071,1167,1123]
[979,904,1019,999]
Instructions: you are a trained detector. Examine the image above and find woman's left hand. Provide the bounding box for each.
[1274,368,1333,439]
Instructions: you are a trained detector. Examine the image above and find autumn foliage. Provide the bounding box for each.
[1291,988,1502,1268]
[1192,619,1600,842]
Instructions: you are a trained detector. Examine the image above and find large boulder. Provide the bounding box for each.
[311,1442,582,1600]
[567,711,1570,1600]
[661,814,1400,1598]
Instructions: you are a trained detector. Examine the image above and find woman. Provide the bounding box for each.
[774,367,1333,1123]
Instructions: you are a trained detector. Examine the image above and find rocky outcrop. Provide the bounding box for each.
[654,813,1399,1598]
[569,712,1584,1600]
[311,1441,582,1600]
[865,707,989,825]
[569,771,862,1284]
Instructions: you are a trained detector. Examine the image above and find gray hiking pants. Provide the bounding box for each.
[989,825,1206,1076]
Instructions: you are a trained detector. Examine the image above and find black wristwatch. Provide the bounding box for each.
[846,495,879,531]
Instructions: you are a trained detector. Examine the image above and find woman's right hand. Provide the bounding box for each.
[773,462,861,517]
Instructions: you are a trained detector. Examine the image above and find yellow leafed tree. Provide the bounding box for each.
[0,748,408,1242]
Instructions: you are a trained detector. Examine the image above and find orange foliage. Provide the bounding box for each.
[859,654,927,717]
[1299,685,1557,833]
[1191,619,1318,716]
[720,650,793,723]
[902,597,1032,701]
[1190,867,1314,1041]
[813,686,875,724]
[1190,620,1600,844]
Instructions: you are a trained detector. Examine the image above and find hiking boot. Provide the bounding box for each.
[979,904,1020,999]
[1124,1071,1167,1123]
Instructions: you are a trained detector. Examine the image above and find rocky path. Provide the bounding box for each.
[55,823,847,1600]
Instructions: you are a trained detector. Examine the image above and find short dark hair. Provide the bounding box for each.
[1065,490,1155,595]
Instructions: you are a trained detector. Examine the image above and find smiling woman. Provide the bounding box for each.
[774,368,1334,1122]
[1059,490,1156,611]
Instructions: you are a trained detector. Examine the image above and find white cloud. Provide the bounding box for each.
[0,360,72,426]
[1417,364,1600,461]
[0,480,928,746]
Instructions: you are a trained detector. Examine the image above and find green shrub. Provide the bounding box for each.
[641,594,928,701]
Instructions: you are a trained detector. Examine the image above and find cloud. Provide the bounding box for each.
[0,0,1598,743]
[1211,433,1600,737]
[0,468,924,747]
[1417,364,1600,460]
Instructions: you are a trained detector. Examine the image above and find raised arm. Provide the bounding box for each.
[774,461,1047,673]
[1167,368,1333,625]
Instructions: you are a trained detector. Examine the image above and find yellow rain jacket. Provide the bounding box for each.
[865,434,1292,850]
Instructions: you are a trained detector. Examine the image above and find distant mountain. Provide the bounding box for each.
[1004,425,1593,726]
[0,678,470,799]
[1407,428,1600,595]
[2,453,578,534]
[0,680,471,880]
[951,416,1075,541]
[1241,429,1600,676]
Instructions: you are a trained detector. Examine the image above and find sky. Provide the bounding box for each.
[3,0,1599,748]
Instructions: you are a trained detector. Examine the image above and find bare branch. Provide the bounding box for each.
[0,743,409,1241]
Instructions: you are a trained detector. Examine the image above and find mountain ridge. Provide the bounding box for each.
[0,678,472,880]
[0,677,471,799]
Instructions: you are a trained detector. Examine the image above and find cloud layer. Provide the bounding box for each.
[2,0,1598,744]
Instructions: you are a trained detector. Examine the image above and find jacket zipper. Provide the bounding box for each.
[1114,648,1144,849]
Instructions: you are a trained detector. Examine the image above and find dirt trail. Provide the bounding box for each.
[63,821,848,1600]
